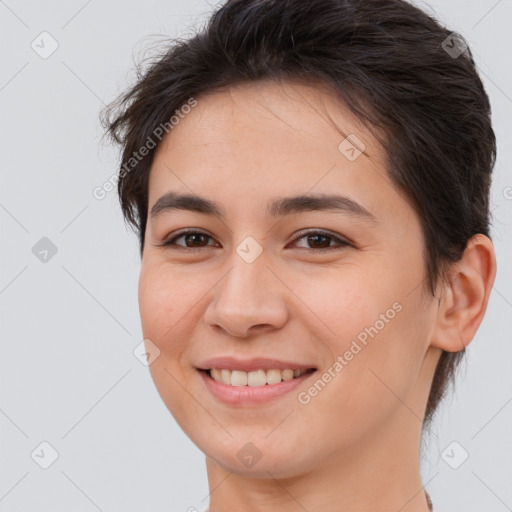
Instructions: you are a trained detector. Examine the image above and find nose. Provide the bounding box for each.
[203,250,289,339]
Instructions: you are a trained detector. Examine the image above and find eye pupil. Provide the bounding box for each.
[186,233,207,247]
[308,234,330,248]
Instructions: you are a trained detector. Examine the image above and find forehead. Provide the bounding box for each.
[153,79,380,163]
[147,80,406,224]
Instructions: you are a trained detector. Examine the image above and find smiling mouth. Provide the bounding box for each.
[201,367,317,387]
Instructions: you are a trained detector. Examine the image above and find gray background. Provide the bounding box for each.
[0,0,511,510]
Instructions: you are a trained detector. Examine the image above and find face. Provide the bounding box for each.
[138,80,440,478]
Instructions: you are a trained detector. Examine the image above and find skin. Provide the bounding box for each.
[138,80,496,512]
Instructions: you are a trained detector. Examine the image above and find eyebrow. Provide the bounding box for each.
[150,191,378,223]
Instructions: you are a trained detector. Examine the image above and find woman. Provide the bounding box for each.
[102,0,497,510]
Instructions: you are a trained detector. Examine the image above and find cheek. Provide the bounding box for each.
[283,261,392,344]
[137,265,201,423]
[138,264,190,356]
[312,295,430,441]
[138,260,200,329]
[291,261,429,429]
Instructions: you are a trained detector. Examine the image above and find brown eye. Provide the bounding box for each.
[305,234,331,249]
[180,233,210,247]
[289,230,352,252]
[158,228,351,253]
[160,230,219,250]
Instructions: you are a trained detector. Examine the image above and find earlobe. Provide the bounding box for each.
[430,234,497,353]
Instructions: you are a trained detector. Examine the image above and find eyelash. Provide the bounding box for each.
[158,229,352,253]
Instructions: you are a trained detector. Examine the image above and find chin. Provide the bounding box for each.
[201,434,314,479]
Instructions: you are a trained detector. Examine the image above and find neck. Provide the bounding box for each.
[204,409,431,512]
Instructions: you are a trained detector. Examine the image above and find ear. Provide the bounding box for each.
[430,234,497,352]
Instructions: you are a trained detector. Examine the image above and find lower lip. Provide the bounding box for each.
[199,369,317,406]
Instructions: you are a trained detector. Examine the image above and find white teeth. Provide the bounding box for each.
[231,370,248,387]
[221,369,231,385]
[266,368,282,385]
[247,369,267,387]
[208,368,311,386]
[281,369,294,381]
[211,368,222,381]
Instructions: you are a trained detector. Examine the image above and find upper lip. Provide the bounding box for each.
[196,357,317,372]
